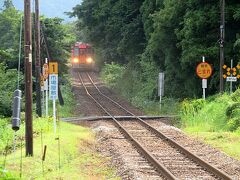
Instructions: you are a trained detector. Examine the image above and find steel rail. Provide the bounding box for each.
[86,72,233,180]
[78,72,177,180]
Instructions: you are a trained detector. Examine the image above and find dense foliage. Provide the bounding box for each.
[180,89,240,132]
[41,18,76,74]
[0,0,75,117]
[72,0,240,99]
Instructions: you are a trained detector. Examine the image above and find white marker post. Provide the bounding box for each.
[230,59,233,94]
[42,88,45,115]
[45,58,49,117]
[49,62,58,134]
[202,56,207,100]
[41,76,45,116]
[158,72,165,110]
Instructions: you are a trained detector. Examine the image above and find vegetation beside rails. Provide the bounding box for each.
[1,120,119,179]
[0,78,119,179]
[101,63,240,160]
[180,90,240,160]
[100,63,180,115]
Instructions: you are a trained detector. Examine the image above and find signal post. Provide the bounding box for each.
[49,62,58,134]
[196,56,213,100]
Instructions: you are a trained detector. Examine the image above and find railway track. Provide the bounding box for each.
[78,71,233,180]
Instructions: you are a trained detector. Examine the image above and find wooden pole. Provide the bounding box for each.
[24,0,33,156]
[219,0,225,92]
[35,0,42,117]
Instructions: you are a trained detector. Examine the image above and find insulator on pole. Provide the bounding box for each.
[12,89,22,131]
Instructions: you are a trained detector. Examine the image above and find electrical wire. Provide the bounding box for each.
[17,16,23,89]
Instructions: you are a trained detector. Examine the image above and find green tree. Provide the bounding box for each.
[0,63,21,117]
[72,0,145,64]
[41,17,75,74]
[72,0,240,99]
[0,2,21,68]
[3,0,14,9]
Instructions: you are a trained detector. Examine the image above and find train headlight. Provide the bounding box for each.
[73,58,79,63]
[86,57,93,64]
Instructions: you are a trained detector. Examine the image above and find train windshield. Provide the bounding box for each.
[74,47,79,57]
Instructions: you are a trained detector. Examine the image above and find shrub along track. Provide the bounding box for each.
[76,71,233,180]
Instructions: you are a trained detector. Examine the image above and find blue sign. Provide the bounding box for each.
[49,74,58,100]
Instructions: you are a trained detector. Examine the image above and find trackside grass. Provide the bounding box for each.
[0,119,119,179]
[0,78,120,179]
[180,90,240,160]
[186,131,240,160]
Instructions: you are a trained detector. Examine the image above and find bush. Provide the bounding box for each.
[0,63,22,117]
[180,92,240,132]
[181,99,205,116]
[227,117,240,131]
[100,63,125,88]
[0,166,14,179]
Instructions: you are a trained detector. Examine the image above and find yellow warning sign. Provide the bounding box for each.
[49,62,58,74]
[43,63,49,79]
[40,75,44,87]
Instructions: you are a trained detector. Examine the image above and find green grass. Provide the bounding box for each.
[179,89,240,160]
[185,130,240,160]
[0,75,119,179]
[180,92,240,132]
[0,119,119,180]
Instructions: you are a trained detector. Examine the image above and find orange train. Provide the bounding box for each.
[71,42,95,70]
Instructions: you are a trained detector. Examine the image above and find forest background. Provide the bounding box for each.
[71,0,240,102]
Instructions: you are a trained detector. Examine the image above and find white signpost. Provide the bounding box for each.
[228,59,237,94]
[41,75,45,115]
[226,77,237,82]
[223,59,239,94]
[158,72,165,110]
[196,56,213,100]
[44,58,49,117]
[49,74,58,100]
[49,62,58,134]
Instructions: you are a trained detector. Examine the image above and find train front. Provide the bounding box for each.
[72,42,95,71]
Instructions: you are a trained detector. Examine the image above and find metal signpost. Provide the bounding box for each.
[49,62,58,134]
[43,58,49,117]
[40,75,45,115]
[223,60,240,93]
[158,73,165,110]
[196,56,213,100]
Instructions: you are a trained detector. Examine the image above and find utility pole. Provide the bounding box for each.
[24,0,33,156]
[35,0,42,117]
[219,0,225,92]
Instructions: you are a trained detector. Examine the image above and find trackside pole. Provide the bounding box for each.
[230,59,233,94]
[49,62,58,134]
[42,85,45,115]
[45,58,49,117]
[53,99,56,134]
[158,73,164,110]
[202,56,207,100]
